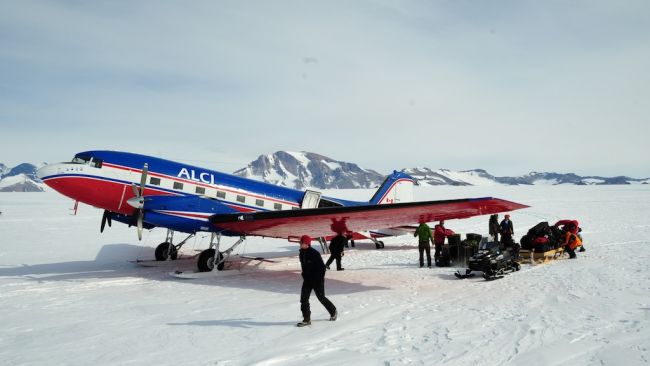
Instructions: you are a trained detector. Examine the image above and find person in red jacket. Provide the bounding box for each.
[554,220,585,252]
[433,220,455,258]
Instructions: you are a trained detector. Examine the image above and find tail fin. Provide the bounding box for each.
[369,171,415,205]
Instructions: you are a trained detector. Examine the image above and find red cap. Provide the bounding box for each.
[300,235,312,246]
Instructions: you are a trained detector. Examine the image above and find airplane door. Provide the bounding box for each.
[301,190,322,209]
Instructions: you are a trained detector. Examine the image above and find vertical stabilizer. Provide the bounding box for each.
[369,171,415,205]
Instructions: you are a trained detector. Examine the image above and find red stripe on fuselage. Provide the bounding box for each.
[43,176,175,215]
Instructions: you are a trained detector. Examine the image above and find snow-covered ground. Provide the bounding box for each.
[1,186,649,366]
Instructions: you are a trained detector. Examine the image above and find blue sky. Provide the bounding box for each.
[1,0,649,177]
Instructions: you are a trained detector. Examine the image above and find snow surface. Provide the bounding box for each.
[282,151,309,167]
[531,178,560,186]
[1,186,649,365]
[0,174,44,190]
[322,161,342,171]
[436,169,502,186]
[582,178,605,185]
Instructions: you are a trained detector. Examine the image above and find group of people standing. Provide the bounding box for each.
[414,220,455,267]
[489,213,514,244]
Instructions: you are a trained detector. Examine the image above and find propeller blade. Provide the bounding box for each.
[100,210,108,233]
[139,163,149,197]
[137,210,144,241]
[131,183,139,197]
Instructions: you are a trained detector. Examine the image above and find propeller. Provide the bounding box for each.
[126,163,148,241]
[100,209,112,233]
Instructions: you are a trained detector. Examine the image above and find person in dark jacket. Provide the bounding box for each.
[297,235,337,327]
[489,214,500,242]
[499,214,514,245]
[414,222,434,267]
[326,233,346,271]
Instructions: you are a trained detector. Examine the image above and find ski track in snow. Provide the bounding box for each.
[1,186,649,366]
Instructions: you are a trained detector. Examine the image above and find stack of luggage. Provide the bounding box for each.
[520,222,563,252]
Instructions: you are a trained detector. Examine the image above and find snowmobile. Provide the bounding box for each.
[454,238,521,281]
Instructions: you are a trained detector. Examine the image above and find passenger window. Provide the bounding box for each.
[150,177,161,186]
[196,186,205,194]
[236,195,245,203]
[173,182,184,190]
[255,199,264,207]
[216,191,226,199]
[274,203,282,210]
[91,159,103,168]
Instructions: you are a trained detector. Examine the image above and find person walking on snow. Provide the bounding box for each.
[414,222,435,267]
[433,220,455,258]
[326,233,346,271]
[297,235,337,327]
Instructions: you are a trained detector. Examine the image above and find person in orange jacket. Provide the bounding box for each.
[433,220,455,258]
[561,229,583,259]
[554,220,585,252]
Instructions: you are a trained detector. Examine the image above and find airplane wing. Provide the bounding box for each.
[209,197,528,240]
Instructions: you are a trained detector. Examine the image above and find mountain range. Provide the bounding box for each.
[1,152,648,192]
[234,151,650,189]
[0,163,44,192]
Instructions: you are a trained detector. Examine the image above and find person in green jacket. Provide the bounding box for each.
[414,222,435,268]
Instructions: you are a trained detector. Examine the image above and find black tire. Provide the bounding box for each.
[375,242,381,249]
[197,249,224,272]
[379,241,385,249]
[155,242,178,261]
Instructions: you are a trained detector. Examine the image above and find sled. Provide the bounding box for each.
[518,247,565,265]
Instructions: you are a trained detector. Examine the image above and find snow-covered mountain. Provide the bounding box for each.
[406,168,650,186]
[234,152,649,189]
[0,174,45,192]
[404,168,499,186]
[233,151,385,189]
[0,163,44,192]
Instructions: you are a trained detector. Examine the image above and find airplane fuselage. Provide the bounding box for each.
[36,151,359,234]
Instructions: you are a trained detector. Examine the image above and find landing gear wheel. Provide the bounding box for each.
[375,241,385,249]
[155,242,178,261]
[197,249,224,272]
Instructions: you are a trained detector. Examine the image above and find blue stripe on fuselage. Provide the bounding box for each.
[76,150,365,206]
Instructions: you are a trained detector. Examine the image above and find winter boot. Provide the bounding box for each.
[330,310,338,321]
[297,319,311,327]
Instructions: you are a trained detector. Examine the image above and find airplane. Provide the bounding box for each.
[36,151,528,272]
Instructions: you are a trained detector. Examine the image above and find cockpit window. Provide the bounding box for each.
[70,156,102,168]
[71,156,91,164]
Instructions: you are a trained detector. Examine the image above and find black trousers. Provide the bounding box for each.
[434,242,444,258]
[325,252,342,270]
[565,246,577,258]
[300,278,336,320]
[419,241,431,267]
